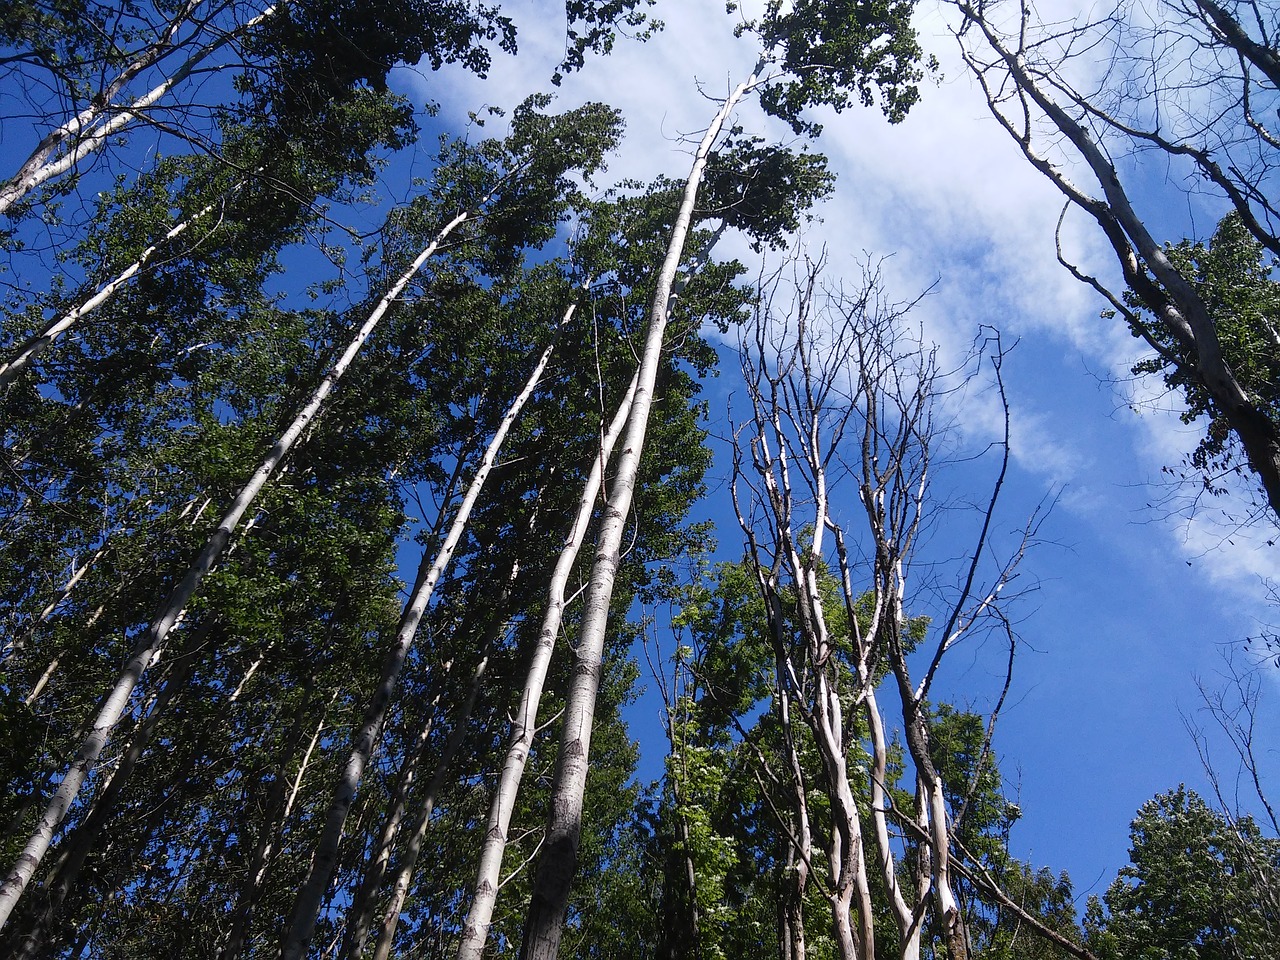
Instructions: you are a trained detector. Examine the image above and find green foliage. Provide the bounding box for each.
[741,0,939,134]
[1126,212,1280,493]
[1084,786,1280,960]
[701,134,834,250]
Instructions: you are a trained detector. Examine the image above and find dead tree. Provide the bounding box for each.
[953,0,1280,518]
[733,253,1077,960]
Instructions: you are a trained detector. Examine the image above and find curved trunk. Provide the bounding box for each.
[517,63,764,960]
[9,624,206,959]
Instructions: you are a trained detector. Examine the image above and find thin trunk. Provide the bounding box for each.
[517,64,763,960]
[11,622,207,959]
[671,726,701,955]
[279,300,573,960]
[866,686,917,960]
[368,648,494,960]
[338,450,479,958]
[23,658,60,708]
[454,369,638,960]
[219,684,334,960]
[0,196,226,391]
[0,209,468,931]
[758,566,809,960]
[0,2,277,216]
[896,680,964,960]
[338,657,456,960]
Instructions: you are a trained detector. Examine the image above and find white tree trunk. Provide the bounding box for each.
[218,685,331,960]
[454,369,638,960]
[11,623,206,960]
[0,197,225,391]
[0,2,277,216]
[517,64,763,960]
[278,297,576,960]
[367,648,493,960]
[0,209,467,931]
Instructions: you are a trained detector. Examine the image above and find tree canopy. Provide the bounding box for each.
[1,2,1278,959]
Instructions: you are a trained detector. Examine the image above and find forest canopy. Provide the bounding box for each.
[1,1,1278,959]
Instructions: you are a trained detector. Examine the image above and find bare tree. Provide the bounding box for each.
[732,254,1073,960]
[953,0,1280,518]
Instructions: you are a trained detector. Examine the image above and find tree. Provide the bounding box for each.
[1084,787,1280,960]
[952,0,1280,519]
[727,252,1088,960]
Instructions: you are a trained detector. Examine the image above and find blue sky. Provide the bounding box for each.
[3,0,1274,921]
[401,0,1280,904]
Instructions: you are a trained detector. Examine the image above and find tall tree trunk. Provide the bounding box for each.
[0,209,468,931]
[367,641,495,960]
[517,64,763,960]
[337,670,448,960]
[9,622,208,959]
[218,683,329,960]
[338,451,480,958]
[454,369,638,960]
[865,685,918,960]
[279,299,574,960]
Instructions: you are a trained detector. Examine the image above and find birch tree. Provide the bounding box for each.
[453,368,639,960]
[278,288,590,960]
[0,202,468,930]
[0,0,656,219]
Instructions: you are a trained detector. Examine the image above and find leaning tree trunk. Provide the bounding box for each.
[0,187,243,391]
[217,682,328,960]
[367,642,496,960]
[8,622,208,959]
[337,662,452,960]
[0,1,278,216]
[278,298,576,960]
[516,64,763,960]
[0,208,469,931]
[337,453,478,959]
[454,369,638,960]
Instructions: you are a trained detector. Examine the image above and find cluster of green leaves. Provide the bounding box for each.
[1125,212,1280,494]
[1084,787,1280,960]
[737,0,939,133]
